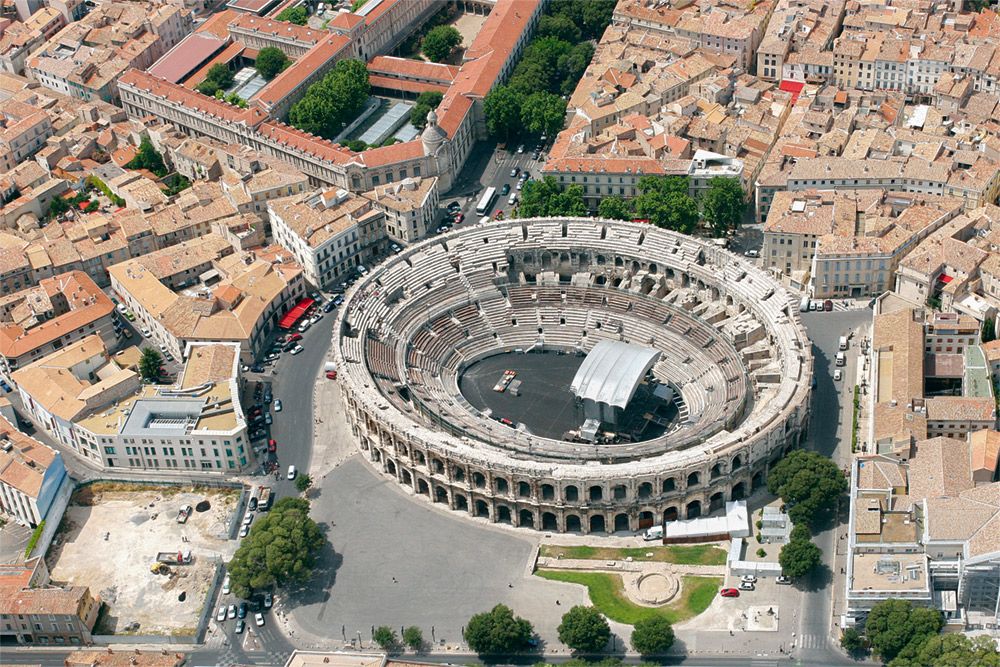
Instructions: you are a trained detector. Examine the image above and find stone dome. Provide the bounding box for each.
[421,108,446,155]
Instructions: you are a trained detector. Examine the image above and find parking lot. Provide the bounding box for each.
[46,484,239,636]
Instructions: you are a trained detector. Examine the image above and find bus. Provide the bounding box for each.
[476,186,498,215]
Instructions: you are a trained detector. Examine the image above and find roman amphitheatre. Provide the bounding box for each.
[333,217,812,534]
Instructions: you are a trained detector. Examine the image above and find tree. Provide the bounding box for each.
[402,626,424,651]
[464,604,534,655]
[139,348,163,382]
[598,196,632,220]
[484,85,524,140]
[767,450,848,526]
[864,599,943,663]
[289,59,370,140]
[557,606,610,653]
[537,14,581,42]
[840,627,865,654]
[373,626,397,651]
[256,47,290,80]
[519,176,586,218]
[227,497,325,599]
[295,474,312,493]
[195,63,235,97]
[580,0,617,39]
[410,90,443,130]
[789,522,811,543]
[630,615,675,656]
[982,317,996,343]
[422,25,461,62]
[556,43,594,96]
[778,537,821,577]
[127,138,167,178]
[48,195,70,219]
[701,177,746,237]
[275,5,307,24]
[890,633,999,667]
[520,92,567,138]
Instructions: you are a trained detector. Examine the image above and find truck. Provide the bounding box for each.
[156,549,192,565]
[799,296,810,312]
[258,486,272,511]
[176,504,192,523]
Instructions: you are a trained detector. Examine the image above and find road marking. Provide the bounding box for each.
[798,633,827,649]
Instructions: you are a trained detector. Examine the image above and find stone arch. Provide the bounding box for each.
[589,485,603,501]
[709,491,725,512]
[664,506,679,522]
[687,471,701,487]
[417,479,429,496]
[565,485,579,502]
[519,509,535,528]
[613,513,630,532]
[371,448,381,462]
[475,499,489,518]
[649,262,658,274]
[752,471,765,490]
[434,485,448,503]
[614,256,624,267]
[541,252,553,269]
[541,484,555,500]
[541,512,558,531]
[686,500,702,519]
[454,493,468,511]
[454,467,465,483]
[495,477,509,494]
[517,481,531,498]
[589,514,606,533]
[565,514,582,532]
[413,450,425,465]
[432,458,444,474]
[731,482,746,501]
[612,484,627,500]
[497,505,512,523]
[472,471,486,488]
[638,482,653,499]
[401,469,412,486]
[662,478,676,493]
[638,510,655,529]
[386,459,397,476]
[732,454,743,470]
[711,463,724,479]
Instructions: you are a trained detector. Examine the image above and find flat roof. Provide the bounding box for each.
[570,340,661,409]
[148,34,228,84]
[227,0,281,14]
[120,398,205,436]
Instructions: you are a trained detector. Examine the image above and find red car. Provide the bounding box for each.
[287,333,302,343]
[267,439,277,453]
[325,371,337,380]
[720,588,740,598]
[452,212,465,223]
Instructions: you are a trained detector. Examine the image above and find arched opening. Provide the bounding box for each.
[385,459,397,476]
[638,482,653,499]
[401,469,412,486]
[454,494,468,511]
[496,477,509,494]
[413,450,425,465]
[497,505,512,524]
[541,512,558,530]
[589,485,603,501]
[648,262,658,274]
[589,514,606,533]
[475,499,489,518]
[686,500,702,519]
[711,463,724,479]
[664,507,678,522]
[518,481,531,498]
[472,471,486,488]
[709,492,725,512]
[454,468,465,483]
[432,458,444,474]
[565,485,579,502]
[751,471,764,491]
[434,486,448,503]
[613,513,630,532]
[638,510,654,529]
[612,484,627,500]
[417,479,429,496]
[687,472,701,487]
[565,514,582,532]
[519,509,535,528]
[731,482,746,501]
[541,484,555,500]
[662,478,676,493]
[732,455,743,470]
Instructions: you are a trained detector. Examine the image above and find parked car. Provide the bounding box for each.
[776,575,792,585]
[744,249,759,258]
[290,344,304,355]
[740,575,757,584]
[222,574,231,595]
[739,581,755,591]
[446,201,461,212]
[274,399,282,412]
[239,524,249,538]
[287,333,302,343]
[720,588,740,598]
[265,413,272,425]
[500,183,510,196]
[298,320,311,333]
[509,167,520,177]
[453,213,464,224]
[216,605,227,622]
[227,604,237,620]
[140,327,151,337]
[255,612,265,627]
[249,496,258,511]
[176,505,192,523]
[268,439,277,453]
[824,299,834,311]
[390,243,401,254]
[238,602,248,619]
[287,465,297,480]
[323,301,336,313]
[235,619,245,634]
[834,369,843,381]
[263,591,273,609]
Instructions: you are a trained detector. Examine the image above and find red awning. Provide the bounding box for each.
[937,274,953,284]
[779,79,805,103]
[278,297,314,329]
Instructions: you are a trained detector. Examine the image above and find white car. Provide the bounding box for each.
[227,604,237,620]
[243,513,253,527]
[309,314,322,325]
[834,369,843,381]
[744,249,760,258]
[298,320,311,333]
[740,574,757,584]
[140,327,151,337]
[239,524,249,538]
[116,303,127,313]
[290,344,304,355]
[222,574,231,595]
[738,581,755,591]
[255,612,265,627]
[216,605,227,622]
[287,465,296,480]
[274,399,282,412]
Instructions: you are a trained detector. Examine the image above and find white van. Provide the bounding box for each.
[839,336,848,351]
[642,525,663,541]
[508,193,517,206]
[836,351,846,366]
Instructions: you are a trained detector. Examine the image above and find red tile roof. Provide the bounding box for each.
[197,9,239,39]
[328,12,364,30]
[367,56,460,84]
[258,120,357,165]
[119,69,268,127]
[368,74,448,95]
[253,34,350,106]
[228,13,325,45]
[182,41,246,90]
[148,34,228,84]
[358,139,424,168]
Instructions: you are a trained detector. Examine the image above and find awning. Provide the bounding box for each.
[278,297,314,329]
[779,79,805,103]
[937,274,954,284]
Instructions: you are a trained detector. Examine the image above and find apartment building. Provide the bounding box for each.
[268,188,384,288]
[14,335,254,471]
[0,97,52,172]
[362,176,438,244]
[0,558,100,645]
[0,271,116,378]
[0,8,65,75]
[217,145,309,219]
[0,414,67,528]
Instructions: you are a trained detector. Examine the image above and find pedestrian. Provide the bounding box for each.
[555,600,560,606]
[507,583,512,588]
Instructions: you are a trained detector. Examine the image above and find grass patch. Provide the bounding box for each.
[536,570,721,625]
[24,519,44,558]
[539,543,727,566]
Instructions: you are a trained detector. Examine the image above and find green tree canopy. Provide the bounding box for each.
[373,626,397,651]
[464,604,534,655]
[632,177,698,233]
[767,449,848,526]
[195,63,235,97]
[410,90,443,130]
[789,522,811,543]
[127,138,167,178]
[630,615,675,656]
[227,497,325,599]
[840,627,865,654]
[402,626,423,651]
[538,13,581,42]
[48,195,70,219]
[484,85,524,140]
[295,474,312,493]
[889,633,999,667]
[557,606,610,653]
[519,176,586,218]
[864,599,944,663]
[139,348,163,381]
[701,177,746,237]
[556,43,595,96]
[256,47,290,80]
[520,92,567,138]
[289,59,370,141]
[422,25,461,62]
[597,196,633,220]
[778,536,822,577]
[275,5,307,24]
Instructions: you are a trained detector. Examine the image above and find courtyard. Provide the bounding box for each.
[45,484,239,636]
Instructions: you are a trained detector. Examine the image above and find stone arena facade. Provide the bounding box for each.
[334,218,813,533]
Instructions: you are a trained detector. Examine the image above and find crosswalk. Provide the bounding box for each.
[798,633,829,649]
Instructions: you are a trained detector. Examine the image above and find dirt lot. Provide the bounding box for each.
[46,484,239,636]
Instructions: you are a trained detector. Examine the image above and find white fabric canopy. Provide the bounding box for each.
[570,340,661,409]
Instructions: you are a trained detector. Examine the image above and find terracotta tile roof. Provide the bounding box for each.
[120,69,267,128]
[329,12,365,30]
[253,34,350,106]
[148,34,228,84]
[197,9,239,39]
[227,13,325,45]
[368,75,448,95]
[367,56,460,84]
[258,120,357,165]
[358,139,424,168]
[182,41,246,90]
[0,412,57,499]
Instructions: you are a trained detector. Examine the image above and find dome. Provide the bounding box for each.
[421,108,446,156]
